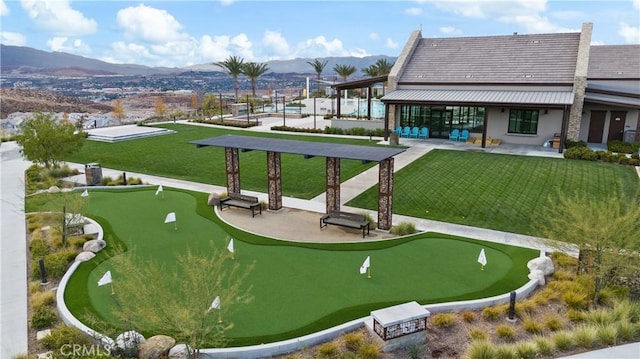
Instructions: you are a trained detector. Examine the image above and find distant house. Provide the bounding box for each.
[338,23,639,149]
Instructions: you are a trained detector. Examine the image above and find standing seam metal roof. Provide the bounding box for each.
[190,135,406,162]
[381,89,574,105]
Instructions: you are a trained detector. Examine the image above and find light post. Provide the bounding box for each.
[219,93,223,121]
[282,95,286,127]
[274,90,278,113]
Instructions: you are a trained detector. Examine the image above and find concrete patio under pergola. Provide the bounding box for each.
[191,135,406,230]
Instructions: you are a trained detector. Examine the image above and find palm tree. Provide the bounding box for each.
[307,58,328,80]
[215,56,244,101]
[242,62,270,98]
[362,58,395,77]
[332,64,357,82]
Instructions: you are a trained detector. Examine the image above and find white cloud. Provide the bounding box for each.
[230,33,254,59]
[369,32,380,40]
[106,41,155,65]
[199,34,232,62]
[262,30,289,56]
[618,22,640,43]
[220,0,235,6]
[46,36,91,54]
[296,35,348,58]
[20,0,97,36]
[634,0,640,10]
[405,7,423,16]
[0,0,9,16]
[386,38,399,49]
[440,26,462,35]
[116,4,187,43]
[0,31,26,46]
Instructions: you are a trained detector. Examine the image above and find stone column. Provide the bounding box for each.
[267,151,282,211]
[224,147,240,194]
[326,157,340,212]
[567,22,593,141]
[377,157,394,230]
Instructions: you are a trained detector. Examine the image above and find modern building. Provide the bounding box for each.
[335,23,639,150]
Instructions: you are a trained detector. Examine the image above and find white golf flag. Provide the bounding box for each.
[478,248,487,267]
[98,270,112,286]
[155,185,163,196]
[359,256,370,274]
[227,238,234,253]
[164,212,176,223]
[208,296,221,312]
[81,189,89,197]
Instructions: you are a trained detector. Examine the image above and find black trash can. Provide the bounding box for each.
[85,163,102,186]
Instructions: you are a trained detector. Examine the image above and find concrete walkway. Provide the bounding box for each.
[2,117,638,357]
[0,142,30,358]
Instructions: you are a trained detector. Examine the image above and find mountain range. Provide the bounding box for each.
[0,45,396,77]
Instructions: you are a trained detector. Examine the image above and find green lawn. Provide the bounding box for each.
[65,124,383,199]
[51,188,538,347]
[347,149,640,235]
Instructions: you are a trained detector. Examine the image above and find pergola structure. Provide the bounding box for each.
[190,135,405,230]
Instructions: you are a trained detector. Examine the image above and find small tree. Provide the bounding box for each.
[113,99,126,120]
[111,245,254,356]
[155,96,166,117]
[191,93,198,110]
[537,193,640,304]
[16,112,84,168]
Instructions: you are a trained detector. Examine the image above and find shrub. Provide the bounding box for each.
[596,324,618,346]
[30,306,58,329]
[462,311,476,323]
[544,315,564,331]
[562,290,587,310]
[564,146,596,161]
[496,324,516,341]
[405,343,426,359]
[551,252,577,269]
[30,290,55,310]
[617,320,637,341]
[40,324,90,350]
[595,150,614,162]
[552,331,574,351]
[552,270,572,281]
[517,299,537,315]
[482,306,502,321]
[607,140,634,153]
[468,327,488,340]
[573,325,598,348]
[586,307,615,326]
[533,287,559,304]
[356,342,381,359]
[389,221,416,236]
[494,344,515,358]
[431,312,456,328]
[29,238,50,258]
[513,342,537,359]
[37,248,77,280]
[567,309,586,322]
[521,314,543,334]
[564,139,587,149]
[29,281,41,294]
[360,212,377,230]
[533,336,555,356]
[342,332,363,352]
[316,342,339,358]
[67,235,88,249]
[464,340,497,359]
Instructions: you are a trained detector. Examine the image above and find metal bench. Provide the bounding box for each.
[320,210,370,238]
[219,193,262,217]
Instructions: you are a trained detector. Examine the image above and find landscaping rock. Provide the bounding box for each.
[528,269,546,285]
[168,344,191,359]
[83,239,106,253]
[37,351,53,359]
[115,330,145,351]
[139,335,176,359]
[208,192,220,206]
[527,256,554,276]
[36,329,51,341]
[48,186,61,193]
[75,251,96,262]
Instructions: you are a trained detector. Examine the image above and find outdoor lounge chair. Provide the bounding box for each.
[459,129,469,142]
[418,127,429,139]
[394,126,402,136]
[449,129,460,141]
[400,126,411,138]
[409,127,419,138]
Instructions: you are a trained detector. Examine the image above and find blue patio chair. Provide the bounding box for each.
[400,126,411,138]
[458,129,469,142]
[409,127,420,138]
[418,127,429,139]
[394,125,402,136]
[449,128,460,141]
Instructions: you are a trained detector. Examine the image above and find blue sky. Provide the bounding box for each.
[1,0,639,68]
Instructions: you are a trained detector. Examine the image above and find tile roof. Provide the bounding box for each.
[381,89,574,106]
[588,45,640,79]
[398,32,581,84]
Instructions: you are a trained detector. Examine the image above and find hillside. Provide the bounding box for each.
[0,89,112,118]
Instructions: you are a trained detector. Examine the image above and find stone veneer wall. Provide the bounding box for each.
[567,23,593,141]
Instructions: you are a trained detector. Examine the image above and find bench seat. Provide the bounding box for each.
[320,210,370,238]
[219,193,262,217]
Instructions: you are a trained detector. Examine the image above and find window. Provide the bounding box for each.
[508,109,539,134]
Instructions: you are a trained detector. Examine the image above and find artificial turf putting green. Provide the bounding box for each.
[64,188,538,346]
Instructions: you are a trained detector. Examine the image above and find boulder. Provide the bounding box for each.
[75,251,95,262]
[83,239,106,253]
[527,256,554,276]
[528,269,546,285]
[139,335,176,359]
[48,186,61,193]
[208,192,221,206]
[168,344,191,359]
[115,330,145,351]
